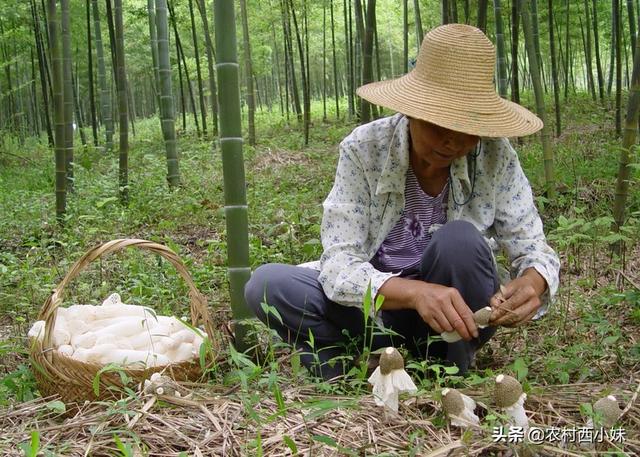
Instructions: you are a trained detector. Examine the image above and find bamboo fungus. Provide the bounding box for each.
[214,0,252,349]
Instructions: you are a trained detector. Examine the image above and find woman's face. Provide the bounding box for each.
[408,117,480,171]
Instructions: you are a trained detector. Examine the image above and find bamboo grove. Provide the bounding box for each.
[0,0,639,228]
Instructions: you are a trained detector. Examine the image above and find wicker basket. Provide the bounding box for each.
[30,239,219,404]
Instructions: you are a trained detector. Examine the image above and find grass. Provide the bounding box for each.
[0,94,639,455]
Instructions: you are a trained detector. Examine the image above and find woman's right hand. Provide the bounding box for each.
[378,278,479,341]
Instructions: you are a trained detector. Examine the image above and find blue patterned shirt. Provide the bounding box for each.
[301,114,560,317]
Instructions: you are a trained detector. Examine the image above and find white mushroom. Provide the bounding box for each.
[495,374,529,431]
[66,304,98,322]
[92,316,154,339]
[127,324,171,351]
[83,343,119,364]
[29,317,72,347]
[66,318,90,335]
[57,344,74,356]
[157,316,186,334]
[142,372,181,397]
[368,347,417,413]
[93,305,157,321]
[95,334,134,350]
[441,307,492,343]
[72,347,91,362]
[192,335,205,356]
[172,328,197,345]
[441,388,480,427]
[87,345,170,367]
[101,292,123,306]
[71,331,97,349]
[28,321,45,342]
[165,342,195,363]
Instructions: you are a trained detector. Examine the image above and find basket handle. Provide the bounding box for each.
[38,239,216,358]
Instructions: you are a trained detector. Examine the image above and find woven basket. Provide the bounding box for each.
[30,239,219,404]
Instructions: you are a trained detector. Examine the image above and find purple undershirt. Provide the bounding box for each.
[370,167,449,278]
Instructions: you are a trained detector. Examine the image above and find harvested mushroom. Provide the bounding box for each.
[368,347,417,413]
[588,395,622,428]
[57,344,74,356]
[165,342,195,363]
[28,318,71,346]
[71,331,97,349]
[495,374,529,430]
[142,372,181,397]
[157,316,186,334]
[441,388,480,427]
[27,321,45,342]
[441,307,492,343]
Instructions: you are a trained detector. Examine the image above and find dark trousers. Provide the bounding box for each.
[244,220,499,379]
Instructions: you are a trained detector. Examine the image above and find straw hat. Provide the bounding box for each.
[356,24,543,138]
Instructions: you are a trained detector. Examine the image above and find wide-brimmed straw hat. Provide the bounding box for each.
[356,24,542,137]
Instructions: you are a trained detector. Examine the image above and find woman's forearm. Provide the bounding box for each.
[376,277,418,311]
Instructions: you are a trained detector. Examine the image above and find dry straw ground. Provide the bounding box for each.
[0,378,638,455]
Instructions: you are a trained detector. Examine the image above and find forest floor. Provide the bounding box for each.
[0,96,639,455]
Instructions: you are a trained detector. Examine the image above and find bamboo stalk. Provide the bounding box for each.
[214,0,252,349]
[155,0,180,189]
[47,0,66,221]
[612,18,640,248]
[520,0,555,198]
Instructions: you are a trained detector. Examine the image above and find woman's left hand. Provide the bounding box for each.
[489,268,547,327]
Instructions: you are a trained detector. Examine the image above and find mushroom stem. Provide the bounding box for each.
[368,347,417,413]
[504,394,529,429]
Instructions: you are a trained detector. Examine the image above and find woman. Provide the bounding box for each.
[245,24,560,379]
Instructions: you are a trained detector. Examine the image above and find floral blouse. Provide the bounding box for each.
[301,114,560,316]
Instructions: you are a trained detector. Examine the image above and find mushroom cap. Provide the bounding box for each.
[593,395,622,427]
[495,374,523,408]
[379,347,404,375]
[441,388,465,415]
[473,307,492,327]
